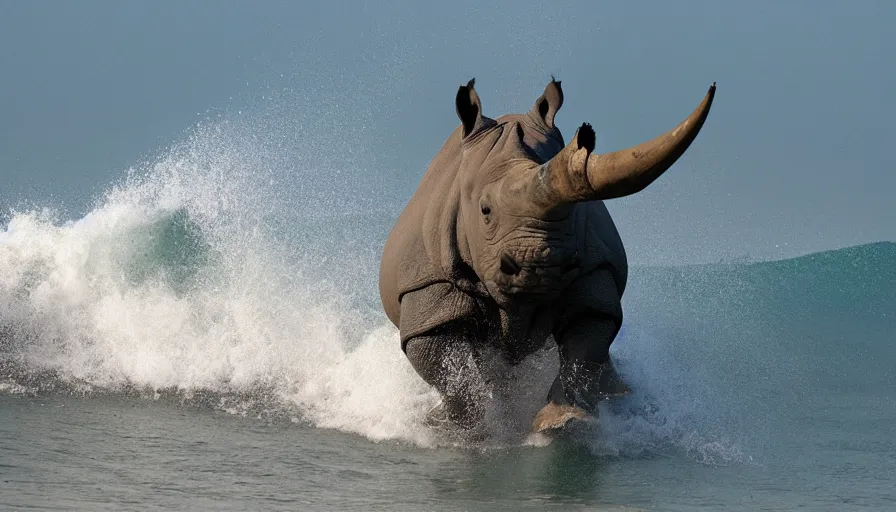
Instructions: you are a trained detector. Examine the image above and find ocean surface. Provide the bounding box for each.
[1,118,894,511]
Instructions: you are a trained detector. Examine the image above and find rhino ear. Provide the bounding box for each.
[455,78,483,138]
[532,76,563,128]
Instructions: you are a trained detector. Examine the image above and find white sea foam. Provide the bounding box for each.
[0,117,443,445]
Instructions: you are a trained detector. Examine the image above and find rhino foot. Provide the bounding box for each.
[424,399,487,441]
[531,401,591,433]
[423,401,453,428]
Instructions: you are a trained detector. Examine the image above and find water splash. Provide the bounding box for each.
[0,115,439,445]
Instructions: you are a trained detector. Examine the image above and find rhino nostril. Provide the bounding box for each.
[500,253,521,276]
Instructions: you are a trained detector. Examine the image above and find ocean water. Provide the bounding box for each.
[1,117,894,511]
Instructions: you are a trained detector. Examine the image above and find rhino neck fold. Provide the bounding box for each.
[426,179,488,298]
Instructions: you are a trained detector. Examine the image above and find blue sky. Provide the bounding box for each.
[1,1,893,264]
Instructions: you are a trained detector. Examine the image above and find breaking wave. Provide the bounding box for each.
[0,116,440,446]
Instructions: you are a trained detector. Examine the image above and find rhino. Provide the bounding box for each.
[379,77,715,435]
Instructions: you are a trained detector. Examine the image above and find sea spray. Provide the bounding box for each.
[0,117,439,445]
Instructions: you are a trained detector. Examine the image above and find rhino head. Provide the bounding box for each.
[452,78,715,308]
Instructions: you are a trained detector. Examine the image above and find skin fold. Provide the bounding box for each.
[379,78,715,435]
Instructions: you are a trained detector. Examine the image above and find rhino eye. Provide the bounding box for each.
[480,205,491,215]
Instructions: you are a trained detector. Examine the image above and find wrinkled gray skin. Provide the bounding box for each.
[379,78,715,433]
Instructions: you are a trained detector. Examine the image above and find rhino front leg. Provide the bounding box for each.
[405,325,488,431]
[534,315,628,432]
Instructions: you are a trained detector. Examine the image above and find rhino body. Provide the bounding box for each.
[379,78,715,434]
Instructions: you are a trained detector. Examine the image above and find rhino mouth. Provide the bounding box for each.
[499,251,580,276]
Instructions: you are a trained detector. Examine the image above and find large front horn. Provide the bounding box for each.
[533,83,715,205]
